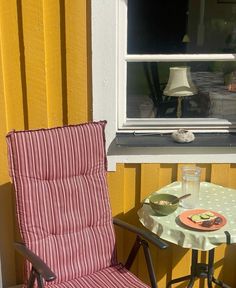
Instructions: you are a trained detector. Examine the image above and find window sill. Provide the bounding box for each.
[115,132,236,147]
[106,133,236,171]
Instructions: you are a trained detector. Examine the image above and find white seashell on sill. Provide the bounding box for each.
[171,129,195,143]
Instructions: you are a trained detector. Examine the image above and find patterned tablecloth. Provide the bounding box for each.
[138,182,236,251]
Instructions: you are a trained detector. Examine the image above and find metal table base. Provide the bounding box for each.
[166,249,231,288]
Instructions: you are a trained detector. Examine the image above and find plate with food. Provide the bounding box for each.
[179,209,227,231]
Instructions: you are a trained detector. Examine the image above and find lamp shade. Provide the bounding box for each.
[163,66,197,97]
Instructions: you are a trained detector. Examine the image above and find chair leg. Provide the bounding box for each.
[27,268,36,288]
[36,271,44,288]
[142,239,157,288]
[125,235,142,270]
[27,267,44,288]
[125,235,158,288]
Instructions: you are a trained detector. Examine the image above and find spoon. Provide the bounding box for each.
[143,193,191,206]
[171,193,191,204]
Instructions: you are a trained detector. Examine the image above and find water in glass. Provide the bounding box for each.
[181,167,201,209]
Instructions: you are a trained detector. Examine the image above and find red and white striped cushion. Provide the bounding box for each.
[47,265,149,288]
[7,122,117,284]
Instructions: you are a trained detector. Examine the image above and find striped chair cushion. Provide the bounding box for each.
[47,264,150,288]
[7,121,117,284]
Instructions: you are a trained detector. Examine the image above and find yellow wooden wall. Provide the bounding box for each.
[0,0,91,286]
[0,1,236,287]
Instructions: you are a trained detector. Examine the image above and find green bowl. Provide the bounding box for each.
[149,193,179,216]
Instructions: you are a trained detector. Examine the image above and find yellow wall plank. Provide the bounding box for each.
[140,164,160,200]
[138,163,172,286]
[108,164,125,217]
[65,0,90,124]
[0,0,25,131]
[124,164,141,215]
[222,244,236,286]
[211,164,231,186]
[159,164,177,187]
[43,0,63,127]
[0,1,25,285]
[213,245,227,286]
[229,164,236,188]
[21,0,48,129]
[107,164,126,265]
[198,164,212,182]
[0,41,16,286]
[168,246,193,287]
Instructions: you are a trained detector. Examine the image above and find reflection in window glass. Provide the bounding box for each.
[128,0,236,54]
[127,62,236,119]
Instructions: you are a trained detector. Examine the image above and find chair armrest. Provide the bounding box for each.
[14,242,56,282]
[113,218,168,249]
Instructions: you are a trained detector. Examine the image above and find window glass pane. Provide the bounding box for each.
[128,0,236,54]
[127,61,236,119]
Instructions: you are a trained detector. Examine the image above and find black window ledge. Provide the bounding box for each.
[116,133,236,147]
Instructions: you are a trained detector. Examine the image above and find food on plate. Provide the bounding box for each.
[188,211,216,223]
[205,211,215,217]
[214,217,223,225]
[201,217,223,227]
[201,220,214,227]
[188,211,223,228]
[191,215,202,222]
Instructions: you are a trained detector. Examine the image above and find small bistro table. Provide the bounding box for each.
[138,182,236,288]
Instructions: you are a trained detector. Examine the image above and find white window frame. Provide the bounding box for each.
[91,0,236,171]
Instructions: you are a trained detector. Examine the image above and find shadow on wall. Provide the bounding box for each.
[0,182,23,287]
[114,207,175,287]
[222,244,236,286]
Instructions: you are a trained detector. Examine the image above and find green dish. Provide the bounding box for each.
[149,193,179,216]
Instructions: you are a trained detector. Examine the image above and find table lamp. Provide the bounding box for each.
[163,66,197,117]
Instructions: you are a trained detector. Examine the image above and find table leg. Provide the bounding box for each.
[166,249,231,288]
[166,275,193,288]
[207,248,214,288]
[212,277,231,288]
[166,250,197,288]
[207,249,231,288]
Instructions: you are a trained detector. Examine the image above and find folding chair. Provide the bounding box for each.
[7,121,167,288]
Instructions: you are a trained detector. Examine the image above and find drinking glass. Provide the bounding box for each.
[181,166,201,209]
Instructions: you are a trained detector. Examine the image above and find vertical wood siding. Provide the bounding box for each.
[0,0,90,286]
[0,1,235,287]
